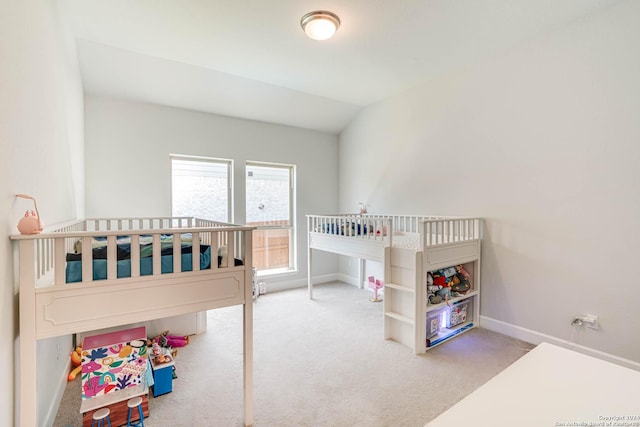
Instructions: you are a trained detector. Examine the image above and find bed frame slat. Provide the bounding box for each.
[152,234,161,275]
[192,232,200,271]
[54,238,65,284]
[131,234,140,277]
[210,231,219,271]
[173,232,181,273]
[227,233,235,268]
[81,236,93,282]
[107,235,117,280]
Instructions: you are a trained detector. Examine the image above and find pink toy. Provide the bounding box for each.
[153,331,189,348]
[375,225,388,236]
[456,264,472,281]
[16,194,43,234]
[151,342,162,356]
[368,276,383,302]
[164,334,189,348]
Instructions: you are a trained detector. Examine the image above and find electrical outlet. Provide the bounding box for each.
[572,314,599,329]
[582,314,599,330]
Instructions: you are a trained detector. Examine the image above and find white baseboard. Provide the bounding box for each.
[264,273,343,293]
[262,273,368,294]
[46,358,71,427]
[336,273,358,287]
[481,315,640,371]
[325,274,385,296]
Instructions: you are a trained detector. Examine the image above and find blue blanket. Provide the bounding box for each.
[65,247,212,283]
[324,222,368,236]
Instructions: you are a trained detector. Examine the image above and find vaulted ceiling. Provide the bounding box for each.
[59,0,620,134]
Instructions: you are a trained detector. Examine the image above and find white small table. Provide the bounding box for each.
[427,342,640,427]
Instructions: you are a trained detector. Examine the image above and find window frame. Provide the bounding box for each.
[170,154,234,223]
[245,161,296,275]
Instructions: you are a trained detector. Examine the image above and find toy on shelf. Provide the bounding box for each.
[150,341,162,357]
[149,340,173,364]
[153,352,172,365]
[147,330,189,359]
[368,276,383,302]
[453,265,472,294]
[427,264,472,306]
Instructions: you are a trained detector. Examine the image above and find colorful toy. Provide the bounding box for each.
[427,265,472,305]
[164,333,189,347]
[149,331,189,349]
[71,346,82,366]
[68,346,82,381]
[68,365,82,381]
[452,265,472,294]
[154,354,172,364]
[368,276,383,302]
[456,264,472,282]
[151,341,162,356]
[375,225,388,236]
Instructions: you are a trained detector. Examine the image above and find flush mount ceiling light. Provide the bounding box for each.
[300,10,340,41]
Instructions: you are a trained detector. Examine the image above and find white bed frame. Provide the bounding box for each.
[11,217,255,427]
[307,214,482,354]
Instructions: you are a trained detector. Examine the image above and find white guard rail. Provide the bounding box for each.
[307,214,393,245]
[307,214,482,249]
[11,217,252,288]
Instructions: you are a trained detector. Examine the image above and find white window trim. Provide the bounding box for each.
[246,160,296,273]
[170,154,234,223]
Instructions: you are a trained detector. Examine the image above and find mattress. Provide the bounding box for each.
[65,247,212,283]
[64,234,242,283]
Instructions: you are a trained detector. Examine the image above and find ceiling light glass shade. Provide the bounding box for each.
[301,11,340,41]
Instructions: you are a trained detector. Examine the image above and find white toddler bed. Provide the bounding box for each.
[307,214,482,354]
[11,217,255,427]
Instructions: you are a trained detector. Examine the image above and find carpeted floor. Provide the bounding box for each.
[53,282,534,427]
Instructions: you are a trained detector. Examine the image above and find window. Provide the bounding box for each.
[171,155,232,222]
[246,162,295,274]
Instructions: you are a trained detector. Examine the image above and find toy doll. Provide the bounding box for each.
[159,331,189,348]
[148,331,190,350]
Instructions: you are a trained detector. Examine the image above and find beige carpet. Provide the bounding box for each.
[54,282,534,427]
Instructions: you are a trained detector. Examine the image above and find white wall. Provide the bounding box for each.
[84,96,339,290]
[0,1,85,426]
[339,0,640,363]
